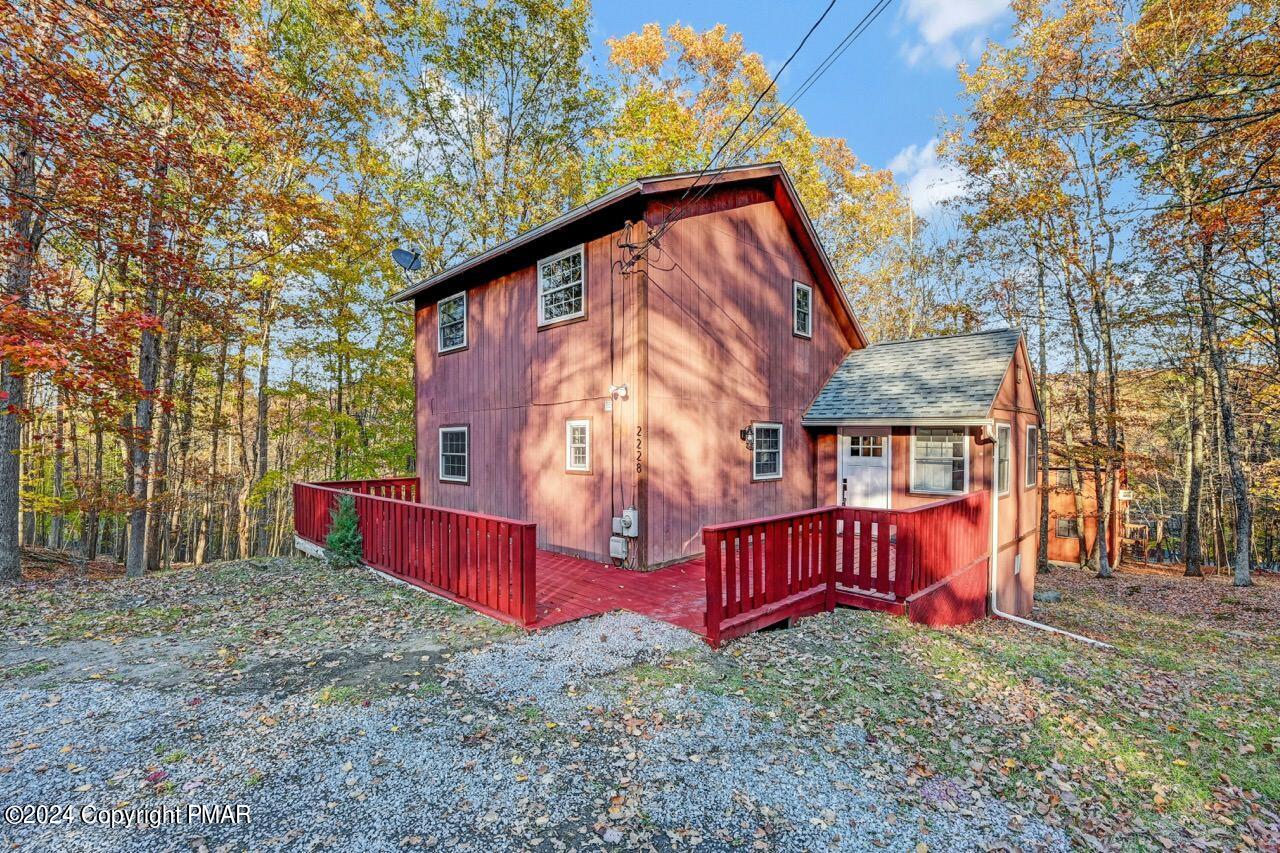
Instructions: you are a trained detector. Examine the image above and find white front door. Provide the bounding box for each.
[839,429,890,509]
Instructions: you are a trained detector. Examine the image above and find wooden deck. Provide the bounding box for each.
[294,479,992,646]
[534,550,707,635]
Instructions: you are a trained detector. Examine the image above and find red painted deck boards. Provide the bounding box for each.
[533,550,708,635]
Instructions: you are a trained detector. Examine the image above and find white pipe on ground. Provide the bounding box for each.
[982,420,1115,650]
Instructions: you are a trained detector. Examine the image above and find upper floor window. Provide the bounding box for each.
[538,245,585,326]
[911,427,968,494]
[438,292,467,353]
[752,423,783,481]
[566,419,590,472]
[439,426,469,483]
[793,281,812,338]
[996,423,1011,495]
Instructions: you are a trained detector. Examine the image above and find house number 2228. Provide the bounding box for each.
[635,426,643,474]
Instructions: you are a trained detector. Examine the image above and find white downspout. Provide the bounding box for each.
[982,420,1114,650]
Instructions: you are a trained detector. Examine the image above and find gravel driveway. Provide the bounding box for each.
[2,600,1067,852]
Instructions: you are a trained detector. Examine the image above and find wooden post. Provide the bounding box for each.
[703,529,722,647]
[823,510,837,612]
[521,525,537,627]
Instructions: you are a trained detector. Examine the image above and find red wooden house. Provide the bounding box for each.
[294,163,1042,643]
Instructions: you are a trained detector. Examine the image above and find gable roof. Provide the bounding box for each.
[388,162,867,348]
[802,328,1025,425]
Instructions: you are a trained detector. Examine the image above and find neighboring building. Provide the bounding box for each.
[391,162,1042,617]
[1046,464,1131,566]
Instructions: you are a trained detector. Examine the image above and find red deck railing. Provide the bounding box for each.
[293,479,537,626]
[839,491,989,601]
[702,507,839,647]
[701,492,990,646]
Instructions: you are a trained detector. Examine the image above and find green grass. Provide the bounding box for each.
[621,570,1280,849]
[1,660,54,680]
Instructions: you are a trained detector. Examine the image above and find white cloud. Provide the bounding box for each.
[888,137,965,216]
[898,0,1009,67]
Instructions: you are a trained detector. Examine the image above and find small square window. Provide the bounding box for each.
[439,426,469,483]
[438,292,467,352]
[566,419,590,472]
[849,435,884,457]
[538,245,585,326]
[793,281,812,338]
[752,423,782,481]
[1055,518,1079,538]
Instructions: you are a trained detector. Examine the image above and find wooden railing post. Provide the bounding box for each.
[703,529,723,647]
[520,525,537,627]
[823,509,837,612]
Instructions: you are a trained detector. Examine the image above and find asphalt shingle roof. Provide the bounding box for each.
[803,328,1023,423]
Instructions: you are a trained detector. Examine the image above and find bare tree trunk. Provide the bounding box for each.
[233,343,250,560]
[83,420,103,561]
[146,321,183,572]
[1183,359,1205,576]
[127,154,169,579]
[0,112,44,582]
[51,393,65,549]
[254,292,273,556]
[1198,274,1252,586]
[1035,241,1050,574]
[195,336,228,564]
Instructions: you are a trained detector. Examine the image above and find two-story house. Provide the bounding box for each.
[388,162,1041,618]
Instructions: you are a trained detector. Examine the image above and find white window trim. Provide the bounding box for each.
[565,419,590,472]
[1025,424,1039,488]
[909,427,970,495]
[438,425,469,483]
[437,291,467,353]
[996,423,1011,496]
[792,281,813,338]
[536,244,585,327]
[751,422,784,482]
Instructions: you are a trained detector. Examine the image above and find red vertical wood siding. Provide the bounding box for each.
[415,230,641,562]
[413,180,859,567]
[642,190,853,565]
[990,340,1041,616]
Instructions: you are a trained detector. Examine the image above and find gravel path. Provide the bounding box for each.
[2,612,1069,851]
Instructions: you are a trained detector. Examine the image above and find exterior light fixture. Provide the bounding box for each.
[740,426,754,450]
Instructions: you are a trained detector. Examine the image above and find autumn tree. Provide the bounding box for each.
[599,22,951,341]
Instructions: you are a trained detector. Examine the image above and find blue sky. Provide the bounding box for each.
[591,0,1014,217]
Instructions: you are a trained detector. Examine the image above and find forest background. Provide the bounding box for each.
[3,0,1277,587]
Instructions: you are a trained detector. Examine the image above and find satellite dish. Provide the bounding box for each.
[391,248,423,272]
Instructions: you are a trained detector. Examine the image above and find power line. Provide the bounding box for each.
[625,1,839,265]
[629,0,895,267]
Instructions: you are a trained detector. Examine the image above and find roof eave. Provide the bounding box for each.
[388,177,648,304]
[771,168,869,350]
[388,163,793,305]
[801,415,995,427]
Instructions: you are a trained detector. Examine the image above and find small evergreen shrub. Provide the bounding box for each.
[324,494,363,567]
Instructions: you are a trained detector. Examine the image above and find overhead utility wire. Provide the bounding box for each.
[621,0,839,265]
[628,0,895,268]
